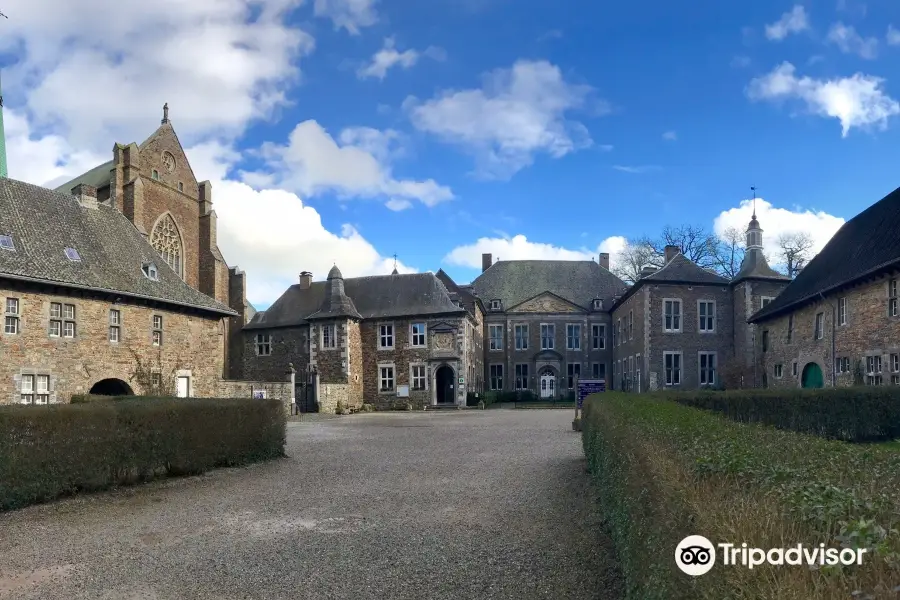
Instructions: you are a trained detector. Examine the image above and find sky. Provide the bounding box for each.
[1,0,899,309]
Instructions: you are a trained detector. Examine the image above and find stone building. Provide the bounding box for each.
[750,185,900,389]
[243,266,484,412]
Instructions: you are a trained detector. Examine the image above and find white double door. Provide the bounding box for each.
[539,373,555,398]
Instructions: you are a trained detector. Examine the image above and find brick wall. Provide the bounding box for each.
[242,326,309,382]
[611,286,646,391]
[733,279,791,374]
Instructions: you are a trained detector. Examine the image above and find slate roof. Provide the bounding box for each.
[732,249,790,285]
[751,185,900,323]
[641,253,730,285]
[54,160,114,194]
[245,272,466,330]
[306,265,362,321]
[470,260,628,311]
[435,268,483,317]
[0,178,235,316]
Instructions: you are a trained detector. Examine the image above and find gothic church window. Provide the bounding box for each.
[150,214,183,278]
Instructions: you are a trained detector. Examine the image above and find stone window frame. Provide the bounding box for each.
[410,322,427,348]
[152,314,163,347]
[792,361,798,377]
[49,301,77,339]
[591,362,601,379]
[814,312,824,340]
[891,353,900,373]
[888,279,898,317]
[837,297,848,326]
[19,373,52,405]
[514,363,529,390]
[663,351,682,386]
[760,296,774,309]
[489,363,503,391]
[628,310,634,340]
[697,299,716,333]
[774,363,784,379]
[151,169,160,180]
[256,333,272,356]
[410,363,427,391]
[489,299,502,311]
[488,324,503,351]
[513,323,528,351]
[109,308,122,344]
[762,329,769,352]
[539,323,555,350]
[836,356,851,374]
[4,296,20,335]
[321,324,337,350]
[591,323,606,350]
[378,362,395,393]
[592,298,603,310]
[567,362,581,390]
[565,323,581,351]
[698,351,717,386]
[662,298,683,333]
[377,322,395,350]
[865,355,883,385]
[178,182,184,193]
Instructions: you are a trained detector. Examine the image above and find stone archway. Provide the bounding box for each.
[801,362,824,389]
[538,366,557,399]
[89,378,134,396]
[435,365,455,405]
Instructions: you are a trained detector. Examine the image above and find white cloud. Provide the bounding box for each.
[404,60,600,179]
[827,22,878,59]
[747,62,900,136]
[442,234,627,271]
[358,38,420,80]
[385,198,413,211]
[765,5,809,41]
[246,120,453,207]
[612,165,661,174]
[313,0,378,34]
[888,25,900,46]
[662,130,677,141]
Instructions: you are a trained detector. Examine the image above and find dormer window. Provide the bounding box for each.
[64,247,81,262]
[142,262,159,281]
[592,298,603,310]
[0,235,14,251]
[490,299,502,311]
[151,169,160,180]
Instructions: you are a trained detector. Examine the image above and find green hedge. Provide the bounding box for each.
[0,396,285,511]
[665,387,900,442]
[582,393,900,599]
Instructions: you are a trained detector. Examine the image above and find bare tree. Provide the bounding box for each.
[640,225,720,270]
[128,347,183,397]
[711,227,746,279]
[611,239,656,284]
[775,232,814,278]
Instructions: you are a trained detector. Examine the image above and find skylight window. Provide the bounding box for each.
[0,235,14,251]
[142,262,159,281]
[64,247,81,261]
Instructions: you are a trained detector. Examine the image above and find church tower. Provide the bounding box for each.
[0,71,8,178]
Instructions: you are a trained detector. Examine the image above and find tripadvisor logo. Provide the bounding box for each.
[675,535,716,576]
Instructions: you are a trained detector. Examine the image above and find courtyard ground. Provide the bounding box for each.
[0,409,622,600]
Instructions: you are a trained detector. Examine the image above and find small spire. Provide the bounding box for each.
[161,102,169,124]
[392,253,398,275]
[750,185,757,219]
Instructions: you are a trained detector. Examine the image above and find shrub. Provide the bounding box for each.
[0,396,285,511]
[335,400,345,415]
[666,387,900,442]
[360,403,375,413]
[70,394,121,404]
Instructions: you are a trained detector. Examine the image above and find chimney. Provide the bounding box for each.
[640,266,658,278]
[664,245,680,264]
[198,180,213,215]
[482,253,492,272]
[299,271,312,289]
[598,253,610,270]
[72,184,98,209]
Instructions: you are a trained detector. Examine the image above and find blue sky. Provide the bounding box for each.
[2,0,899,307]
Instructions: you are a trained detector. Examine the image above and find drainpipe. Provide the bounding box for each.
[818,291,836,387]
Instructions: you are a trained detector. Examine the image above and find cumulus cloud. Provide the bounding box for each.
[827,22,878,59]
[442,234,627,272]
[747,62,900,136]
[385,198,413,211]
[404,60,602,179]
[765,5,809,41]
[313,0,378,34]
[888,25,900,46]
[357,37,445,80]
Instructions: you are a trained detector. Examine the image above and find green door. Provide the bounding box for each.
[801,363,824,388]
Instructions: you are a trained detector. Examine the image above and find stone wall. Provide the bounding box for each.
[731,278,790,386]
[242,325,309,382]
[216,379,293,412]
[611,286,647,391]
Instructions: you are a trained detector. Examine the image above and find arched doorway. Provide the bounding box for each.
[539,367,556,399]
[89,378,134,396]
[801,363,824,388]
[435,366,455,405]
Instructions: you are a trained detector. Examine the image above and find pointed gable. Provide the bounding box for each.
[508,291,585,313]
[138,121,199,193]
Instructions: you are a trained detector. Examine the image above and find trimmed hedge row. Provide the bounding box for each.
[664,387,900,442]
[0,396,286,511]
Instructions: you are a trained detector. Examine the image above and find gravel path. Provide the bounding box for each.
[0,410,622,599]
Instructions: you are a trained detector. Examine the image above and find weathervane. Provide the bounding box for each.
[392,253,398,271]
[750,185,758,218]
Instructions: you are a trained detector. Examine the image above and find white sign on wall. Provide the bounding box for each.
[396,385,410,398]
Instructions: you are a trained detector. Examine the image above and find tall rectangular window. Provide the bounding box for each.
[109,309,121,343]
[628,310,634,340]
[540,324,554,350]
[591,324,605,350]
[490,364,503,391]
[567,363,580,389]
[866,355,883,386]
[890,279,899,317]
[152,314,163,346]
[698,301,715,332]
[663,299,682,332]
[566,324,581,350]
[322,324,336,349]
[515,364,529,390]
[891,353,900,385]
[698,352,716,386]
[664,352,681,386]
[787,315,793,343]
[256,333,272,356]
[5,297,20,334]
[838,297,847,326]
[410,323,426,347]
[379,323,394,349]
[411,365,426,390]
[489,324,503,350]
[814,313,824,340]
[514,324,528,350]
[762,330,769,352]
[379,366,395,391]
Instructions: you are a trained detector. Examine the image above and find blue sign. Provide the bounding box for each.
[576,379,606,408]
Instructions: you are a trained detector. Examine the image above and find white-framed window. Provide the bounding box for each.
[20,374,50,405]
[591,362,601,378]
[410,323,426,347]
[698,352,716,386]
[256,333,271,356]
[489,364,503,391]
[5,297,20,334]
[627,356,634,391]
[142,262,159,281]
[566,324,581,350]
[663,351,682,386]
[514,324,528,351]
[761,296,774,308]
[792,361,798,377]
[379,365,395,391]
[774,363,783,379]
[152,314,163,346]
[540,323,554,350]
[49,302,76,338]
[814,312,824,340]
[490,299,501,311]
[891,353,900,385]
[322,324,337,349]
[109,309,121,343]
[567,363,580,389]
[628,310,634,340]
[836,357,850,373]
[838,297,847,326]
[591,324,605,350]
[151,372,162,388]
[489,324,504,351]
[663,299,682,333]
[592,299,602,310]
[866,355,883,385]
[890,279,899,317]
[698,300,715,332]
[515,364,529,390]
[378,323,394,349]
[787,315,794,343]
[411,364,426,390]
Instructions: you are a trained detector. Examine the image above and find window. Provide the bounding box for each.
[866,355,883,386]
[567,363,580,389]
[49,303,76,338]
[19,374,50,405]
[490,364,503,391]
[379,323,394,349]
[814,312,824,340]
[150,373,162,388]
[256,333,271,356]
[591,363,600,378]
[150,214,183,278]
[762,330,769,352]
[411,365,426,390]
[142,262,159,281]
[628,311,634,340]
[566,324,581,350]
[151,169,160,180]
[593,299,602,310]
[410,323,426,347]
[761,296,774,308]
[320,324,336,349]
[490,299,501,311]
[540,323,554,350]
[0,234,14,251]
[514,324,528,351]
[836,357,850,373]
[5,297,20,334]
[379,365,395,391]
[489,325,503,350]
[792,361,798,377]
[178,182,184,192]
[109,309,121,343]
[838,297,847,326]
[699,352,716,386]
[152,314,163,346]
[787,315,794,343]
[591,324,605,350]
[698,301,715,332]
[774,363,783,379]
[663,299,682,332]
[664,352,681,386]
[64,247,81,261]
[890,279,899,317]
[515,364,529,390]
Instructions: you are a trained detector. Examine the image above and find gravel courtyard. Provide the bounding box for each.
[0,409,622,600]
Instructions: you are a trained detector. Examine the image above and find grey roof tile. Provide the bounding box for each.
[641,253,730,285]
[732,249,790,284]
